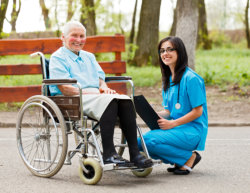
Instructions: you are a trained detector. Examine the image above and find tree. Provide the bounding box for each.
[129,0,138,44]
[197,0,212,49]
[169,8,177,36]
[39,0,51,29]
[175,0,199,70]
[10,0,21,32]
[67,0,74,22]
[80,0,97,36]
[245,0,250,48]
[132,0,162,66]
[0,0,9,38]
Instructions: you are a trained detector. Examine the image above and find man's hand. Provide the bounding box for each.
[99,87,117,94]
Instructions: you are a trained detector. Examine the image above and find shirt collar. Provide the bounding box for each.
[62,46,81,61]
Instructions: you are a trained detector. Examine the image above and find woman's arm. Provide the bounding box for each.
[158,109,171,119]
[157,105,203,130]
[58,85,101,95]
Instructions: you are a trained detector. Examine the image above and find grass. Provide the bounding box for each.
[195,48,250,87]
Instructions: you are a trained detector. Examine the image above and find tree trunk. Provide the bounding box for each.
[169,8,177,36]
[197,0,211,49]
[67,0,74,21]
[0,0,9,39]
[80,0,97,36]
[39,0,51,29]
[129,0,138,44]
[175,0,199,70]
[245,0,250,49]
[132,0,161,66]
[10,0,21,32]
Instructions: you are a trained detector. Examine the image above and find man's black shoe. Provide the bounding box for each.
[104,154,134,167]
[131,154,153,169]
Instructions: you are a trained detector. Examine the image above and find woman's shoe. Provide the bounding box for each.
[167,165,180,172]
[131,154,153,169]
[173,151,201,175]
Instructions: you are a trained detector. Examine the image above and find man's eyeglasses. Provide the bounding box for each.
[159,47,176,54]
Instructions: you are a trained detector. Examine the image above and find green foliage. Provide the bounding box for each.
[0,54,50,64]
[195,48,250,87]
[0,102,23,111]
[209,30,233,48]
[125,66,161,87]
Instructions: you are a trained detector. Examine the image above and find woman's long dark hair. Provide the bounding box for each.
[158,36,188,91]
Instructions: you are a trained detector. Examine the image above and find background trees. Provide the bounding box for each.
[0,0,249,61]
[132,0,161,67]
[80,0,97,36]
[0,0,9,38]
[175,0,199,70]
[245,0,250,48]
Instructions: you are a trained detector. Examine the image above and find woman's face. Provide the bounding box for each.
[62,26,86,54]
[160,41,178,69]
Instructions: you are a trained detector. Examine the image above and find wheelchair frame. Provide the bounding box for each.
[16,52,161,185]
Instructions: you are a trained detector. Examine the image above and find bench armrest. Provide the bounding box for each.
[42,79,77,84]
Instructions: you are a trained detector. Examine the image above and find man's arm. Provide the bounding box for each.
[58,85,79,96]
[99,79,116,94]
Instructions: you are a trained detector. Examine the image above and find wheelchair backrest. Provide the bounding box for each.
[40,57,52,96]
[41,57,50,80]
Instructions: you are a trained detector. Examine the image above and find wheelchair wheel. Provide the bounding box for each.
[131,152,153,177]
[16,95,68,178]
[79,158,103,185]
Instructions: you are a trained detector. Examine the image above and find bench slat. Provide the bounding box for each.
[0,83,127,103]
[0,61,126,75]
[0,35,125,56]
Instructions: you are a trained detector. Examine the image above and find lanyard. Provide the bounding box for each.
[165,84,181,110]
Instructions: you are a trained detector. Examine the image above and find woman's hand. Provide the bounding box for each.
[157,118,177,130]
[99,87,117,94]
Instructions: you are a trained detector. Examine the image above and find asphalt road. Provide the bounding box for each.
[1,126,250,193]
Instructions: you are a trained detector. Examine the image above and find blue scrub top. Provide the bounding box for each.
[162,67,208,150]
[49,47,105,96]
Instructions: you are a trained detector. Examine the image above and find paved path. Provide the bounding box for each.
[1,111,250,128]
[1,126,250,193]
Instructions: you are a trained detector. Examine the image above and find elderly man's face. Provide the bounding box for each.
[62,26,86,54]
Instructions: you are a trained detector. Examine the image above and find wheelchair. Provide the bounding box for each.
[16,52,161,185]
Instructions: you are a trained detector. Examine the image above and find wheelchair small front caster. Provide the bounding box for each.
[79,158,103,185]
[131,152,153,177]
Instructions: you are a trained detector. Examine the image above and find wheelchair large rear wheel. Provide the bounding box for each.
[16,95,68,178]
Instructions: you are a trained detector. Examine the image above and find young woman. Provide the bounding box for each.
[138,36,208,175]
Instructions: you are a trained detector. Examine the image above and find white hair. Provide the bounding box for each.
[62,21,86,36]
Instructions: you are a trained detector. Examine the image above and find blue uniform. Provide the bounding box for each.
[49,46,105,96]
[138,67,208,166]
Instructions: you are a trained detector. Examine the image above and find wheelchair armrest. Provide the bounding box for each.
[105,76,132,82]
[42,79,78,84]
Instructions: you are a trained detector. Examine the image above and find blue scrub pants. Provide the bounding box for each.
[138,126,201,166]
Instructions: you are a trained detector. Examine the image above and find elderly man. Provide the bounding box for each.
[49,21,153,168]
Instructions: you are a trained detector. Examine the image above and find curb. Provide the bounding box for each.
[1,122,250,128]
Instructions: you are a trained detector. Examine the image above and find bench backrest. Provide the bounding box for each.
[0,34,126,102]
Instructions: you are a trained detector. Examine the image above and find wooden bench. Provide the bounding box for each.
[0,34,127,103]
